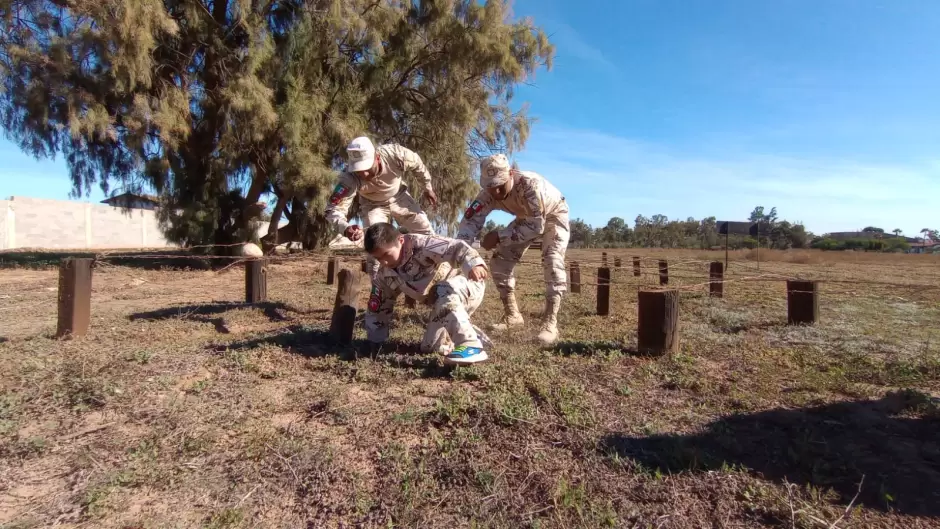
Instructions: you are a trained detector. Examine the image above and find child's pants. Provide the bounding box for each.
[420,275,487,354]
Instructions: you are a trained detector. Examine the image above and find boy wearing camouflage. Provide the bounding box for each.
[456,154,570,346]
[363,222,492,366]
[326,136,438,278]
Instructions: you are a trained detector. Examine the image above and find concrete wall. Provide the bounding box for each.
[0,196,174,250]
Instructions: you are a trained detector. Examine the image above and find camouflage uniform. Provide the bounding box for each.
[364,234,492,356]
[457,155,569,345]
[326,143,435,279]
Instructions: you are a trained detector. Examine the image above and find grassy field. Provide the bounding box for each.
[1,248,939,528]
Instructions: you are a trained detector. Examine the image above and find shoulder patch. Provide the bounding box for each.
[329,183,350,205]
[465,199,484,219]
[367,285,382,312]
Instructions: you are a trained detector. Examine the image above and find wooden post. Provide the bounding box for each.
[633,257,641,277]
[330,268,363,344]
[614,257,622,269]
[56,258,93,338]
[637,290,679,356]
[596,267,610,316]
[570,262,581,294]
[709,261,724,298]
[602,252,608,267]
[326,257,337,285]
[787,280,819,325]
[659,260,669,286]
[245,259,267,303]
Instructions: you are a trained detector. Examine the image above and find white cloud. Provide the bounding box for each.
[513,124,939,234]
[546,22,619,75]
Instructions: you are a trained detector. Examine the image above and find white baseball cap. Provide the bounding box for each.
[346,136,376,172]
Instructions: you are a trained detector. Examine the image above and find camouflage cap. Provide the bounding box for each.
[480,154,512,187]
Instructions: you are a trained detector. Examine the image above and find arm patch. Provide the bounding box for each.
[465,200,484,219]
[329,183,350,205]
[367,285,382,312]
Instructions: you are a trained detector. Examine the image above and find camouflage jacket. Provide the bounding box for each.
[456,170,567,245]
[364,234,486,343]
[325,144,434,232]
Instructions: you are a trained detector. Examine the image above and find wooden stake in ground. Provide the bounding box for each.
[709,261,724,298]
[327,257,337,285]
[659,260,669,285]
[633,257,641,277]
[614,257,621,269]
[245,259,267,303]
[596,266,610,316]
[330,268,363,344]
[602,252,608,267]
[56,258,93,338]
[637,289,679,356]
[570,262,581,294]
[787,280,819,325]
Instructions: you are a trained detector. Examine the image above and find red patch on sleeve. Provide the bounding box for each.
[368,285,381,312]
[464,200,484,219]
[329,184,349,205]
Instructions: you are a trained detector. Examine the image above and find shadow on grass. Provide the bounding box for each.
[214,325,456,379]
[128,301,328,335]
[600,390,940,517]
[550,340,641,357]
[0,250,222,271]
[130,301,304,323]
[714,321,788,334]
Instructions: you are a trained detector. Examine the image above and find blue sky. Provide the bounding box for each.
[1,0,938,236]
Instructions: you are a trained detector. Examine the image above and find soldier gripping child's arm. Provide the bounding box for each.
[362,222,493,366]
[325,136,439,280]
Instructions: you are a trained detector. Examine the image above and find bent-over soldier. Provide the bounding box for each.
[456,154,569,346]
[326,136,438,279]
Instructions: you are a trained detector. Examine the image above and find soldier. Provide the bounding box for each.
[326,136,439,278]
[363,222,493,366]
[456,154,570,346]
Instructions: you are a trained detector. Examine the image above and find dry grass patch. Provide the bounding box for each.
[1,253,939,527]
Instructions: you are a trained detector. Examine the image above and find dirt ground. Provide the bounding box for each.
[1,248,939,528]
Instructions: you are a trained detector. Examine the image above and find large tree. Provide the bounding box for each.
[0,0,554,251]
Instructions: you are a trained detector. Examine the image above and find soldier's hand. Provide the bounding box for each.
[344,225,363,241]
[481,230,500,250]
[423,188,438,209]
[468,265,488,282]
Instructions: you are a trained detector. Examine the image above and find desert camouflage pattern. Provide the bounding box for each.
[325,143,434,233]
[364,234,488,352]
[456,170,570,297]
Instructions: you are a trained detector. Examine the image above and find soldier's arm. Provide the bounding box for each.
[432,237,487,275]
[363,279,401,343]
[456,192,495,242]
[497,180,545,244]
[324,173,359,233]
[389,144,433,192]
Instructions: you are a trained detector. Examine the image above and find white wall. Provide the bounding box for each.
[0,196,173,250]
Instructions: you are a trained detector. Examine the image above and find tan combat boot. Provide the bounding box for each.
[490,293,524,331]
[537,293,562,346]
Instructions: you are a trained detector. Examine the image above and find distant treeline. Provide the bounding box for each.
[477,206,928,253]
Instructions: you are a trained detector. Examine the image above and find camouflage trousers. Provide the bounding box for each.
[490,211,570,299]
[421,275,490,354]
[362,186,433,280]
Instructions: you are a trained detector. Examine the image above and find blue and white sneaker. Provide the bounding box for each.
[443,346,489,366]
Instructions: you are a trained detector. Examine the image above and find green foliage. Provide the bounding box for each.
[0,0,554,249]
[811,236,910,252]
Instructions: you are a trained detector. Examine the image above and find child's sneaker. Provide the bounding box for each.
[443,346,489,366]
